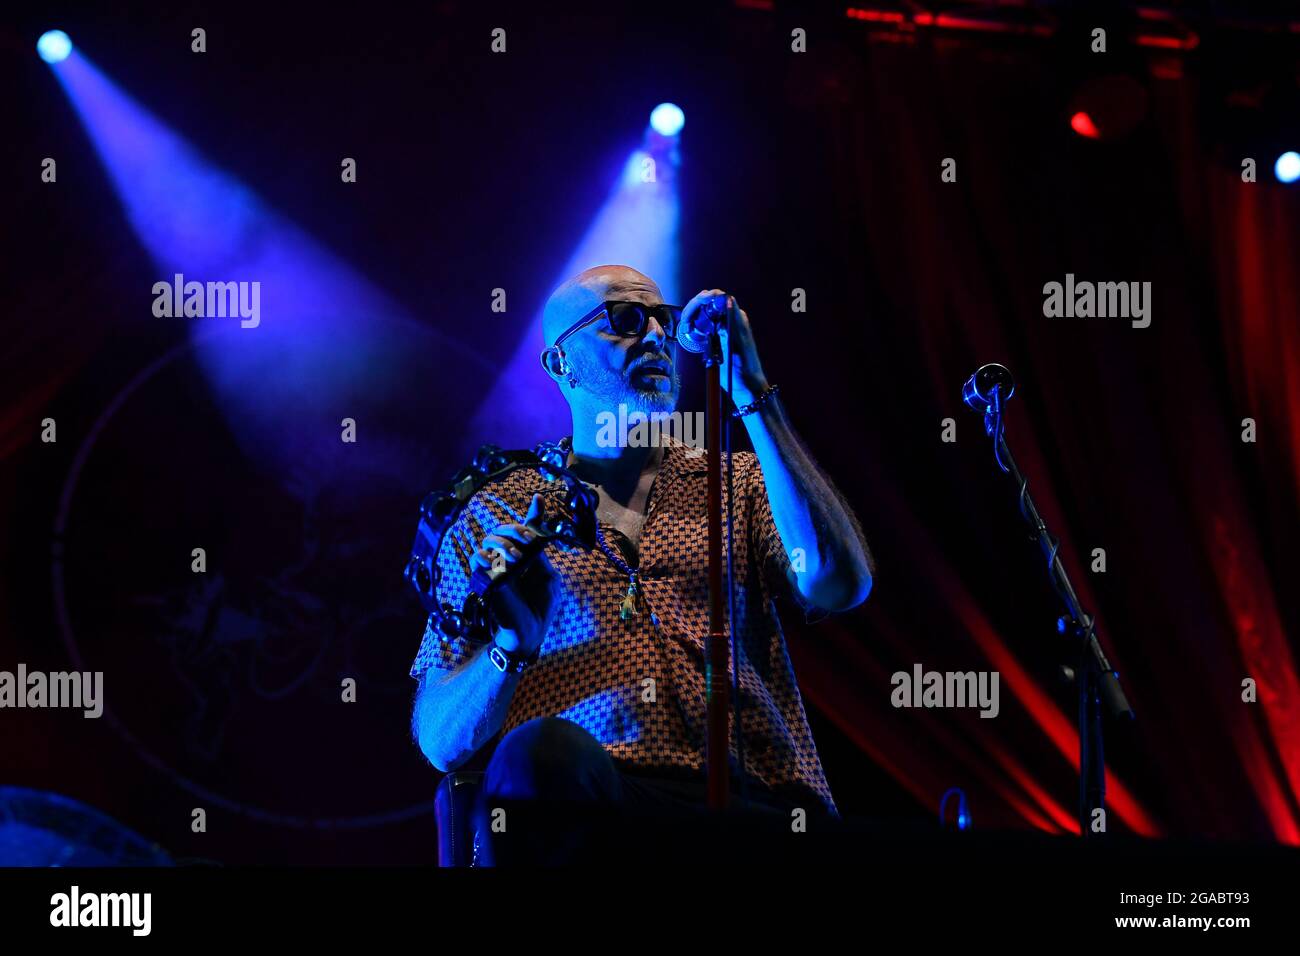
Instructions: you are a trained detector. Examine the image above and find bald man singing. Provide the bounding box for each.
[410,266,873,863]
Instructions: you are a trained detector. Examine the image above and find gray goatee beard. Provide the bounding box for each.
[578,358,679,414]
[623,368,680,414]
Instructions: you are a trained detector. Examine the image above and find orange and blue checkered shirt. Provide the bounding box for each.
[409,439,838,815]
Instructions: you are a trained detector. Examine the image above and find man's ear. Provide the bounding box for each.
[540,346,566,379]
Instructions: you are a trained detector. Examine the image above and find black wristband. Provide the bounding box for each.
[488,642,539,674]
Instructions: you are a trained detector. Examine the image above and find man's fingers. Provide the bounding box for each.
[471,510,547,573]
[481,534,524,562]
[471,546,508,571]
[492,523,538,547]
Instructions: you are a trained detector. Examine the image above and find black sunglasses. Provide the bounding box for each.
[550,300,683,349]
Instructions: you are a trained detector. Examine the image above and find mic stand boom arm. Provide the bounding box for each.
[981,388,1134,836]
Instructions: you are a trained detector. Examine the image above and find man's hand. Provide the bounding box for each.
[680,291,874,611]
[469,494,560,657]
[681,289,770,407]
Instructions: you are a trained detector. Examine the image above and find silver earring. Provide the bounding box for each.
[552,352,579,389]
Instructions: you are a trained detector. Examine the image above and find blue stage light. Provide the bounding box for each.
[1275,151,1300,184]
[49,51,459,477]
[940,786,971,831]
[37,30,72,64]
[470,135,681,446]
[650,103,685,137]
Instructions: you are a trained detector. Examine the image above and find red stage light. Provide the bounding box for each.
[1071,111,1101,139]
[846,7,905,24]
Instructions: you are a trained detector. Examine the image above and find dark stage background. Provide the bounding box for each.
[3,1,1298,864]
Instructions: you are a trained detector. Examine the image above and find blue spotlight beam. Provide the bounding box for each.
[47,51,488,475]
[469,142,681,448]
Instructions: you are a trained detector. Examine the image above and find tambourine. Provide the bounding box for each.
[403,440,598,644]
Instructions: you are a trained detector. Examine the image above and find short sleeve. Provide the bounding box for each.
[408,491,522,682]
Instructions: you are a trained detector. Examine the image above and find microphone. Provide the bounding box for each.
[677,294,731,354]
[961,363,1015,413]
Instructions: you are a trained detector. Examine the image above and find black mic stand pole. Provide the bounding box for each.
[981,387,1134,836]
[703,324,731,811]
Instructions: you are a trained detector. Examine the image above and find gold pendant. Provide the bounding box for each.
[619,584,639,621]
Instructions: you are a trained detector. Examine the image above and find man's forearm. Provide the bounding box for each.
[742,393,874,611]
[413,646,519,771]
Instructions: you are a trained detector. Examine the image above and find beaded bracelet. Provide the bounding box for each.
[731,383,780,419]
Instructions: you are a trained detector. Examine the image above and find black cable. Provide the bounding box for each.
[991,389,1010,475]
[724,315,747,810]
[989,392,1081,621]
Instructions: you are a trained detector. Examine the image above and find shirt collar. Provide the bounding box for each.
[657,435,708,478]
[549,435,707,481]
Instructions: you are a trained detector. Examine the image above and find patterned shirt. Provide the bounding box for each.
[409,438,838,815]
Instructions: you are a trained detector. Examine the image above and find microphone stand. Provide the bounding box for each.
[980,388,1134,836]
[703,325,731,810]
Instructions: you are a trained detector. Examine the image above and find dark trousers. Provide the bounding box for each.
[474,717,810,865]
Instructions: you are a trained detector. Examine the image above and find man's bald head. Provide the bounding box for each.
[538,265,678,414]
[541,265,664,346]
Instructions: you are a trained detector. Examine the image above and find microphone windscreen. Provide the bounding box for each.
[962,363,1015,411]
[678,294,730,353]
